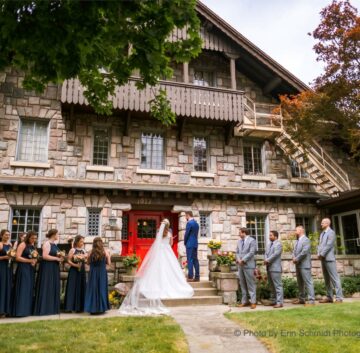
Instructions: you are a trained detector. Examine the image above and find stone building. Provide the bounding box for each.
[0,2,359,278]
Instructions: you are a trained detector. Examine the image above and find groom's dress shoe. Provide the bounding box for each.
[193,278,200,282]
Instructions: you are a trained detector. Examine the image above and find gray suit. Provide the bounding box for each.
[236,236,257,304]
[318,228,343,301]
[293,235,315,303]
[265,240,283,304]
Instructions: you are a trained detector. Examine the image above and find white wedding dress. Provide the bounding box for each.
[118,223,194,315]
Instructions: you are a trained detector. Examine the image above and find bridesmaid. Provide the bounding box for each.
[12,231,38,317]
[0,229,13,318]
[84,237,111,315]
[64,235,87,313]
[33,229,64,316]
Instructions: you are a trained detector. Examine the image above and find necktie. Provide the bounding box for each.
[241,239,245,250]
[295,240,299,252]
[320,231,325,244]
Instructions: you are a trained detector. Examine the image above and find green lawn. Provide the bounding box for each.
[225,302,360,353]
[1,316,188,353]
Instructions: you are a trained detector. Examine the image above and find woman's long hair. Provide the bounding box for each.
[89,237,105,262]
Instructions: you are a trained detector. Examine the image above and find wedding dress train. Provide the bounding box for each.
[118,222,194,315]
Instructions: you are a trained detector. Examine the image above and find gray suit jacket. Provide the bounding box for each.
[317,228,336,261]
[265,239,282,272]
[236,236,256,269]
[293,235,312,269]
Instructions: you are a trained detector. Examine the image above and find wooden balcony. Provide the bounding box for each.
[61,78,245,122]
[234,96,283,138]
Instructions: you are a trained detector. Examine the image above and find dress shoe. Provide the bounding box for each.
[334,300,343,304]
[291,299,305,304]
[193,278,200,282]
[187,278,194,282]
[250,304,256,309]
[273,304,283,308]
[304,303,315,307]
[236,303,250,307]
[319,298,333,303]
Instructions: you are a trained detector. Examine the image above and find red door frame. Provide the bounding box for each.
[123,210,178,261]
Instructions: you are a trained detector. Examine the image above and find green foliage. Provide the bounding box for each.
[313,279,327,296]
[207,240,222,250]
[341,276,360,297]
[282,276,299,299]
[0,0,201,123]
[149,89,176,126]
[216,251,235,266]
[122,254,141,269]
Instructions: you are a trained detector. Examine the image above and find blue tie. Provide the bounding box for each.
[241,239,245,250]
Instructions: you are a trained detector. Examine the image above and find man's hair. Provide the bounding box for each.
[270,230,279,238]
[185,211,193,217]
[240,227,249,235]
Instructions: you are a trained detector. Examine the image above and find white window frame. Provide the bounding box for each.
[193,137,209,172]
[243,141,264,175]
[86,208,102,237]
[199,212,212,238]
[332,210,360,255]
[290,160,308,178]
[140,132,165,170]
[8,207,43,244]
[91,126,110,166]
[16,118,50,163]
[246,214,269,254]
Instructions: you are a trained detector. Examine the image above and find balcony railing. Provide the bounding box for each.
[61,78,245,122]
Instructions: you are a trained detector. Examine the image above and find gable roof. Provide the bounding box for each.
[196,1,310,95]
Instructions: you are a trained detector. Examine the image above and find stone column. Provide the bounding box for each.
[225,53,239,90]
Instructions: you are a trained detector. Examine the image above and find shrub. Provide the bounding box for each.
[313,279,326,296]
[341,276,360,297]
[282,277,299,298]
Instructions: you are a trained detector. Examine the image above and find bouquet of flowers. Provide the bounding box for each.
[6,248,16,267]
[215,251,236,266]
[29,248,39,260]
[56,249,66,258]
[72,252,87,271]
[182,260,188,270]
[207,240,222,250]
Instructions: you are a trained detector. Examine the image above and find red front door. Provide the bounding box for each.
[126,211,178,261]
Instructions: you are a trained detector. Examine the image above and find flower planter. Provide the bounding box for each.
[211,249,219,255]
[126,267,137,276]
[219,265,230,273]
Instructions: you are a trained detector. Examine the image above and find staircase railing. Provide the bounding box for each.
[278,131,351,191]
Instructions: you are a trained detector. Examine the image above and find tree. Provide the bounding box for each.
[0,0,201,125]
[280,0,360,157]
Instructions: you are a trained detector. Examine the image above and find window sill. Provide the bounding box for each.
[86,165,114,172]
[290,177,316,184]
[242,174,272,182]
[10,161,50,169]
[136,168,171,176]
[191,171,215,178]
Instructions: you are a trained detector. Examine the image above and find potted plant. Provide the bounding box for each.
[123,254,141,275]
[216,251,235,273]
[207,240,222,255]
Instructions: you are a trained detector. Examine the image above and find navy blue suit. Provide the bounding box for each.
[184,218,200,279]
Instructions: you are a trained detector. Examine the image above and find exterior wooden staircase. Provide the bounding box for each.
[234,96,351,197]
[162,281,222,307]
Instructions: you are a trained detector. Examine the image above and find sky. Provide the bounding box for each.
[201,0,360,86]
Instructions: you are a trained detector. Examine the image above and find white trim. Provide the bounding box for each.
[242,175,271,182]
[10,161,51,169]
[86,165,114,172]
[191,171,215,178]
[136,167,170,176]
[91,126,110,166]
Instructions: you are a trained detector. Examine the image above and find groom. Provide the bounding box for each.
[184,211,200,282]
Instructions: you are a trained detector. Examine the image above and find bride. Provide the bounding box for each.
[118,218,194,315]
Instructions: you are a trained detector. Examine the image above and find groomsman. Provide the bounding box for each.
[264,230,284,308]
[236,227,257,309]
[318,218,343,303]
[292,225,315,306]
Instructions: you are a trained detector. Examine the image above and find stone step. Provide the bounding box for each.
[189,281,213,289]
[193,287,218,296]
[162,295,223,307]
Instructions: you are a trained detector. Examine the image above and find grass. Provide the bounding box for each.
[225,302,360,353]
[1,316,188,353]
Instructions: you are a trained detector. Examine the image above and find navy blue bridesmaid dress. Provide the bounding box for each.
[64,249,86,312]
[84,255,110,314]
[33,243,61,316]
[0,244,13,316]
[12,245,36,317]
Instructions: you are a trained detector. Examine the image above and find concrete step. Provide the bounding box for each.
[193,287,218,296]
[189,281,213,289]
[162,295,223,307]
